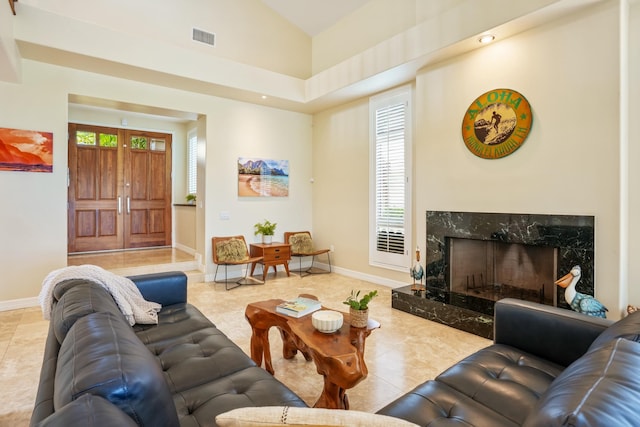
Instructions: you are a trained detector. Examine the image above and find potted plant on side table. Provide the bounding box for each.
[343,290,378,328]
[254,219,277,244]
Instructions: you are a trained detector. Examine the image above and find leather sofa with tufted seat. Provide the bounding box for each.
[30,271,306,427]
[377,298,640,426]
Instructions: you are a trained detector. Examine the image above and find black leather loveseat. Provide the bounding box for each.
[30,271,307,427]
[377,298,640,426]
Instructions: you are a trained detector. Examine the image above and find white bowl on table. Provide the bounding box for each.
[311,310,344,333]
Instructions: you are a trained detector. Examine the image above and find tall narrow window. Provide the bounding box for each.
[369,86,412,270]
[187,130,197,196]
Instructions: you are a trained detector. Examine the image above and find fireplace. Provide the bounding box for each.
[392,211,594,338]
[449,238,558,306]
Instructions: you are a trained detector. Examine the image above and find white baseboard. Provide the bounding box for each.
[0,296,40,312]
[319,263,407,289]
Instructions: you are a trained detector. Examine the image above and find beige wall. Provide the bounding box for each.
[174,206,197,252]
[311,0,419,74]
[313,1,628,317]
[627,0,640,305]
[0,59,312,306]
[19,0,311,79]
[311,0,560,74]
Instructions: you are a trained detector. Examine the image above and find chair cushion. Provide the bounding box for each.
[289,233,313,254]
[54,311,179,427]
[435,344,563,425]
[524,338,640,427]
[376,380,518,427]
[216,238,249,262]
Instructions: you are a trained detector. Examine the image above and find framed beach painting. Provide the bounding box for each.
[0,127,53,172]
[238,157,289,197]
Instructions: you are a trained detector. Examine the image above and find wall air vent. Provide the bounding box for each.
[192,28,216,46]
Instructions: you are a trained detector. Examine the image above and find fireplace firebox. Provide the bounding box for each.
[449,238,557,306]
[392,211,594,338]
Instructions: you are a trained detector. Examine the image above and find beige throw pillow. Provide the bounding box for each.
[215,406,419,427]
[216,238,249,262]
[289,233,314,254]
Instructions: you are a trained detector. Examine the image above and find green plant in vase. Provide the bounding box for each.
[343,290,378,328]
[254,219,277,244]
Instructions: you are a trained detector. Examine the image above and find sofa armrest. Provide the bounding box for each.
[494,298,612,367]
[129,271,187,306]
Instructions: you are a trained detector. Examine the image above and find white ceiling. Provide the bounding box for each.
[261,0,371,36]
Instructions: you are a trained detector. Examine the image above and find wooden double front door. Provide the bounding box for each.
[68,123,172,253]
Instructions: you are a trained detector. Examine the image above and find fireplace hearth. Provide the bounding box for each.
[392,211,594,338]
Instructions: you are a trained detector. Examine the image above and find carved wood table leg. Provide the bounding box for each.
[246,304,278,374]
[279,328,299,359]
[314,380,349,410]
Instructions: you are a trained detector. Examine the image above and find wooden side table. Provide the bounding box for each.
[249,242,291,281]
[245,298,380,409]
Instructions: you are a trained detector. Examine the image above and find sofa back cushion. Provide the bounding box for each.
[523,338,640,427]
[51,279,122,343]
[54,311,179,427]
[588,310,640,352]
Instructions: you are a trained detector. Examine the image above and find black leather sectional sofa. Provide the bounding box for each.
[30,269,640,426]
[377,298,640,426]
[30,271,306,427]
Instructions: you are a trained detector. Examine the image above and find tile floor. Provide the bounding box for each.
[0,249,491,426]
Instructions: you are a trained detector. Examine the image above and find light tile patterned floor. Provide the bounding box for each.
[0,250,491,426]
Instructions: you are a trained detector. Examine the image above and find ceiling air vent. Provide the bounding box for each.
[192,28,216,47]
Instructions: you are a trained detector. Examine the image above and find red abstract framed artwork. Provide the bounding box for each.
[0,127,53,172]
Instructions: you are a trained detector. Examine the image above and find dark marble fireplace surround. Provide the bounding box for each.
[392,211,595,338]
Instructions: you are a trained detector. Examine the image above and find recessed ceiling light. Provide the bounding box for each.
[261,95,268,100]
[478,34,495,44]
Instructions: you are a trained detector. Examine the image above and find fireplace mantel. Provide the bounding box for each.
[392,211,595,338]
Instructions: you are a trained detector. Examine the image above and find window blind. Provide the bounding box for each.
[374,102,406,255]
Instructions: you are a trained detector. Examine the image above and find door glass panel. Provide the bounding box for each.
[99,133,118,147]
[130,136,148,150]
[150,138,166,151]
[76,131,96,145]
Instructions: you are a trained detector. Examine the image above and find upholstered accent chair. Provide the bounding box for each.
[284,231,332,277]
[212,236,264,290]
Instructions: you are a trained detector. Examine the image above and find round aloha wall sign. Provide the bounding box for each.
[461,88,533,159]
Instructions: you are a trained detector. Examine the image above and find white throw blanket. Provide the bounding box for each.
[39,265,161,326]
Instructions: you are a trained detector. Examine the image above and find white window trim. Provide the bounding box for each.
[368,85,412,271]
[187,128,198,196]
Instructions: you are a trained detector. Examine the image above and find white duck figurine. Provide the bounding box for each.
[555,265,608,318]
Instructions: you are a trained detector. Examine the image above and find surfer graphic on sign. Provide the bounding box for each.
[473,103,516,145]
[491,111,501,132]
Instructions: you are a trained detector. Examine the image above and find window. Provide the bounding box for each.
[369,86,412,270]
[187,129,198,196]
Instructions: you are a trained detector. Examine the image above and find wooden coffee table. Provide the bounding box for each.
[245,298,380,410]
